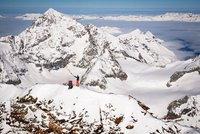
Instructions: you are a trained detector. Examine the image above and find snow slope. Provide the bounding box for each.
[0,84,23,102]
[0,84,198,134]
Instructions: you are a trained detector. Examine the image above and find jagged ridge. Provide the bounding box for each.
[0,8,176,89]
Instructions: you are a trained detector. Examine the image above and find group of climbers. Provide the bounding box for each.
[68,75,80,89]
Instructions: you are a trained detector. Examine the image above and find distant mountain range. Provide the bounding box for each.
[16,12,200,22]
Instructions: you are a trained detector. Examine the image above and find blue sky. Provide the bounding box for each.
[0,0,200,9]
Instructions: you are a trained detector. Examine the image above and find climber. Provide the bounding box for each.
[68,80,73,89]
[75,75,80,87]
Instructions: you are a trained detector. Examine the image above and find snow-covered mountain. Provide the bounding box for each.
[0,8,176,89]
[0,8,200,133]
[119,29,176,67]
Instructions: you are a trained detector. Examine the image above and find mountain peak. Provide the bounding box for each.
[44,8,62,17]
[129,29,141,35]
[44,8,59,14]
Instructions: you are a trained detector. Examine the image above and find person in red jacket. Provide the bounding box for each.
[75,75,80,87]
[68,80,73,89]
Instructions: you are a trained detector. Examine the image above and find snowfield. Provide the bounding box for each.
[0,8,200,133]
[0,84,199,133]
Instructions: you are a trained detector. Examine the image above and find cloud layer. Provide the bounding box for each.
[99,26,122,34]
[15,13,200,22]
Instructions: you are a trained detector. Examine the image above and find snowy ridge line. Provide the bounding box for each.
[16,12,200,22]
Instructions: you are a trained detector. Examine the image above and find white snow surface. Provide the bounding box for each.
[0,84,23,102]
[0,84,198,133]
[0,8,200,133]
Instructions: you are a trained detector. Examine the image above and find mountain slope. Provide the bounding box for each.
[165,95,200,130]
[0,8,176,89]
[0,41,27,85]
[0,84,198,134]
[14,8,88,69]
[167,56,200,87]
[119,29,176,67]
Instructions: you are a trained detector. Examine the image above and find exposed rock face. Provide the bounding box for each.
[165,95,200,129]
[0,89,140,133]
[0,91,109,133]
[0,85,196,134]
[167,56,200,87]
[167,67,200,87]
[0,45,26,85]
[81,49,127,89]
[77,25,100,68]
